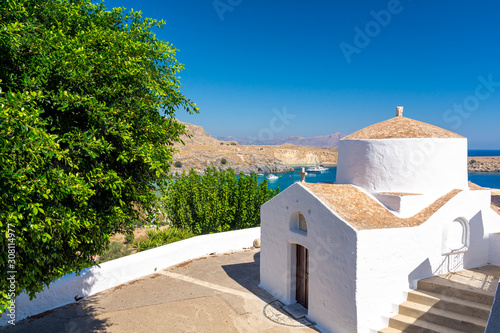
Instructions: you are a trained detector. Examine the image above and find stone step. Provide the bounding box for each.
[399,300,486,333]
[417,276,495,305]
[378,327,402,333]
[407,289,492,320]
[379,266,500,333]
[387,314,466,333]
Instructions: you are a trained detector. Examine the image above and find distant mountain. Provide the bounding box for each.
[217,133,346,148]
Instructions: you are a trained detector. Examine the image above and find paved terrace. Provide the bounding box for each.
[3,249,318,333]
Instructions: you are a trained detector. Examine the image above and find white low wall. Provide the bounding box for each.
[0,227,260,326]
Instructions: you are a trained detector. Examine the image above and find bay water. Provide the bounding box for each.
[260,149,500,191]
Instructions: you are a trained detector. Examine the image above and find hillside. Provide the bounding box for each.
[172,122,338,175]
[218,132,345,147]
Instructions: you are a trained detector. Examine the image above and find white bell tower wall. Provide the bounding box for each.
[336,137,468,194]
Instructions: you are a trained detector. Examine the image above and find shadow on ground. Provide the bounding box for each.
[221,251,272,302]
[3,299,111,333]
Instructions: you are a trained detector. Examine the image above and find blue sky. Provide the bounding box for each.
[104,0,500,148]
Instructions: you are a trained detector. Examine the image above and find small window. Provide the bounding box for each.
[299,213,307,232]
[290,211,308,234]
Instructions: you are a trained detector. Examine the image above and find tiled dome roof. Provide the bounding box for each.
[343,115,464,140]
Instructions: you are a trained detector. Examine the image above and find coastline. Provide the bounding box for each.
[468,156,500,173]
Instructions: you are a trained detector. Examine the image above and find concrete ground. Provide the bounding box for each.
[3,249,319,333]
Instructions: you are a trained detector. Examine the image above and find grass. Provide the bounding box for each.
[99,227,195,263]
[132,227,195,252]
[99,241,132,263]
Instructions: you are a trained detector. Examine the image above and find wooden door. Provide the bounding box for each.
[296,244,309,308]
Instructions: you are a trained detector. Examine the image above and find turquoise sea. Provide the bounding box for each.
[260,149,500,191]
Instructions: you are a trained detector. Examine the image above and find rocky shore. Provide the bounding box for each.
[468,156,500,173]
[170,122,338,176]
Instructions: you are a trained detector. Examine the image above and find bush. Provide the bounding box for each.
[164,167,279,234]
[221,158,227,165]
[132,227,194,252]
[125,233,135,244]
[175,161,183,168]
[230,142,237,145]
[99,242,132,263]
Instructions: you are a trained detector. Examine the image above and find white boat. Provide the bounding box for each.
[307,165,328,172]
[266,174,278,180]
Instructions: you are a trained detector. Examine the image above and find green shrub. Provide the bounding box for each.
[471,159,477,163]
[174,161,183,168]
[132,227,194,252]
[230,142,237,145]
[221,158,227,165]
[164,167,279,234]
[99,242,132,263]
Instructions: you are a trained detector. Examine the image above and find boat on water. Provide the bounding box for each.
[307,165,328,173]
[266,174,278,180]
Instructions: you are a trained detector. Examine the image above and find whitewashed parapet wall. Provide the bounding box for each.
[0,227,260,327]
[336,138,469,194]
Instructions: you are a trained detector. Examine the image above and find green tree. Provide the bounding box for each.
[0,0,197,314]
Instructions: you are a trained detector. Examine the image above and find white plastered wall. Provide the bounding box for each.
[336,138,468,194]
[260,183,358,333]
[356,189,497,332]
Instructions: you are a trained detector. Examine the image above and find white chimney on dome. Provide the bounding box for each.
[396,106,403,117]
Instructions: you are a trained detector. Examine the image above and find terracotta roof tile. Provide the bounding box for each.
[302,183,461,230]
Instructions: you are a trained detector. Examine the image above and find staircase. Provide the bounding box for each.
[380,265,500,333]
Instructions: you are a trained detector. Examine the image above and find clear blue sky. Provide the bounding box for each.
[104,0,500,149]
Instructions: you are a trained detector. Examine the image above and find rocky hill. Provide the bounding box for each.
[218,132,345,147]
[172,122,338,175]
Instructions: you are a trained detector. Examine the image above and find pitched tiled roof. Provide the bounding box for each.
[302,183,461,230]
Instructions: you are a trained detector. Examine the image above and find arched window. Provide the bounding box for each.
[442,217,469,255]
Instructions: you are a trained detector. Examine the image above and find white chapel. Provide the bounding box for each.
[259,107,500,332]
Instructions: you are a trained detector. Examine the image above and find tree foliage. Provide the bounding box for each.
[165,168,279,234]
[0,0,197,313]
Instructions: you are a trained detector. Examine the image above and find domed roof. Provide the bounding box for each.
[343,111,464,140]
